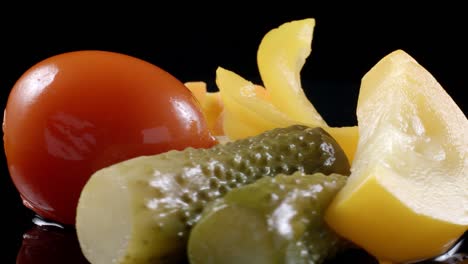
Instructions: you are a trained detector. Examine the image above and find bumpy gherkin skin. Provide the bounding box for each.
[188,172,348,264]
[78,125,350,264]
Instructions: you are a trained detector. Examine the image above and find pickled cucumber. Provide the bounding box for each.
[188,172,348,264]
[76,125,350,264]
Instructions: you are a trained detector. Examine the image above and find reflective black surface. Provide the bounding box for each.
[2,7,467,264]
[16,221,89,264]
[10,216,468,264]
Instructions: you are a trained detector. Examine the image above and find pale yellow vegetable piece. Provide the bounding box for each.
[212,18,359,162]
[185,81,224,135]
[325,50,468,263]
[216,67,359,161]
[257,18,327,127]
[216,67,296,139]
[257,17,357,161]
[324,126,359,163]
[221,108,263,140]
[185,81,207,103]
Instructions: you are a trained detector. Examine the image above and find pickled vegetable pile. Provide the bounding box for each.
[3,18,467,264]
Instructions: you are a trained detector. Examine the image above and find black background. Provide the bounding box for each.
[1,5,467,263]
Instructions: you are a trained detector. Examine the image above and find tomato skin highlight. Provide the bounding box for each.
[3,50,216,225]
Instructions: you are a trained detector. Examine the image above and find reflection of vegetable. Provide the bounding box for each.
[325,50,468,263]
[76,125,350,264]
[16,225,88,264]
[3,50,216,225]
[188,172,348,264]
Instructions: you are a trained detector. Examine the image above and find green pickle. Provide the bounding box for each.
[187,172,348,264]
[76,125,350,264]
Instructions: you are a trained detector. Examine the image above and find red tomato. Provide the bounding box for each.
[3,50,217,225]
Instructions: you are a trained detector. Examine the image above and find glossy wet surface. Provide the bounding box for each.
[8,215,467,264]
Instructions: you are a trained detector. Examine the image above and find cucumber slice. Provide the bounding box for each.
[76,125,350,263]
[188,172,348,264]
